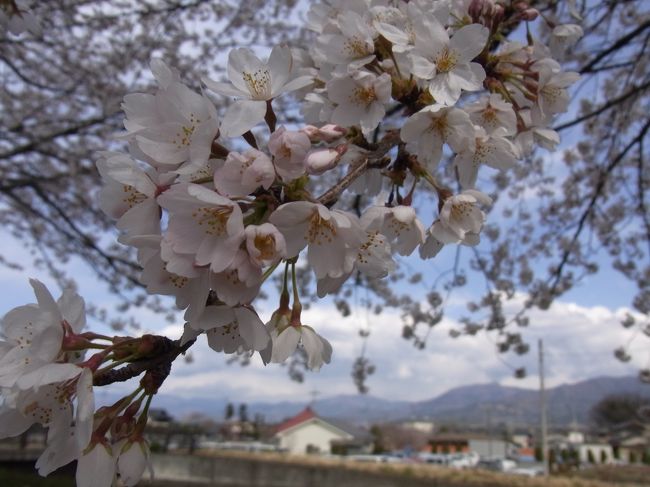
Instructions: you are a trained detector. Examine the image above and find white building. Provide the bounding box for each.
[578,443,614,464]
[273,407,357,455]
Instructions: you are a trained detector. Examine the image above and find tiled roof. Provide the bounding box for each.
[275,407,317,434]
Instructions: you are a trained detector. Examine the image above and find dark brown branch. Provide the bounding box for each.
[0,115,117,161]
[93,337,196,387]
[549,118,650,294]
[554,79,650,132]
[317,131,400,207]
[580,19,650,74]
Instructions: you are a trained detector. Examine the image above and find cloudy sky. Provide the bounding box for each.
[0,228,645,405]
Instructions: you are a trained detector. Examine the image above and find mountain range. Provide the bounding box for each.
[99,375,650,428]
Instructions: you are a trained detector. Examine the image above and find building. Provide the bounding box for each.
[578,443,614,464]
[616,435,649,464]
[428,434,517,458]
[273,407,370,455]
[400,420,435,434]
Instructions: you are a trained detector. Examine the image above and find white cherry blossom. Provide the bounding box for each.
[192,305,270,354]
[269,322,332,371]
[97,152,173,239]
[410,20,489,105]
[465,94,518,135]
[454,126,519,189]
[157,183,244,273]
[327,71,392,135]
[269,202,365,280]
[314,11,375,70]
[0,279,85,388]
[203,46,312,137]
[361,205,425,256]
[245,223,287,268]
[268,127,310,181]
[213,149,275,198]
[122,62,220,172]
[400,104,473,167]
[432,190,492,245]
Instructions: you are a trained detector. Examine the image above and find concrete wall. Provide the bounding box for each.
[148,453,441,487]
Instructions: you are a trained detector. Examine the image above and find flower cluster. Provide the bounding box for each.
[97,0,579,369]
[0,281,155,486]
[1,0,582,483]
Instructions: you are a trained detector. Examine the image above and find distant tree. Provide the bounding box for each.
[238,403,249,423]
[560,449,570,463]
[225,403,234,422]
[642,450,650,465]
[587,449,596,464]
[591,394,650,432]
[370,425,387,454]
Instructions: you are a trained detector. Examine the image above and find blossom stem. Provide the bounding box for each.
[94,355,137,376]
[291,261,300,305]
[260,260,280,283]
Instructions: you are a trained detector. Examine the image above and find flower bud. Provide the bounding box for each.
[301,124,347,143]
[304,145,347,175]
[520,8,539,21]
[117,439,151,486]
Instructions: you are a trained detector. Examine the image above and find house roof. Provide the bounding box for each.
[275,407,317,434]
[273,407,356,439]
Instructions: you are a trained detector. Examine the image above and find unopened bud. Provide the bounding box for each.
[468,0,490,20]
[304,145,347,175]
[492,4,505,23]
[112,415,136,440]
[513,1,528,11]
[301,124,347,143]
[520,8,539,21]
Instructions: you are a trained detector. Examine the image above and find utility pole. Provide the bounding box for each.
[539,339,549,476]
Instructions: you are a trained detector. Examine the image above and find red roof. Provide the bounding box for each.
[275,407,317,434]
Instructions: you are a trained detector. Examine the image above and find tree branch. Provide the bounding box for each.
[317,131,400,207]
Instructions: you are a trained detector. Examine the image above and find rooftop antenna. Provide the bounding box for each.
[309,389,320,408]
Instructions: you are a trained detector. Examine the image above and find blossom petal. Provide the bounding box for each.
[221,100,267,137]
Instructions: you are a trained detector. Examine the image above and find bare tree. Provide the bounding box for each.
[1,0,648,391]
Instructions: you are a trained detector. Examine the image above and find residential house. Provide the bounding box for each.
[273,407,371,455]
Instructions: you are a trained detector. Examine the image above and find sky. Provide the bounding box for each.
[0,4,647,408]
[0,227,646,406]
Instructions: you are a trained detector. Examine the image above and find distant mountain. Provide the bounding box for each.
[111,375,649,428]
[409,376,650,428]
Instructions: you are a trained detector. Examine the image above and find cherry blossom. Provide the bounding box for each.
[400,104,473,167]
[269,202,365,280]
[122,62,220,173]
[409,20,489,105]
[327,71,392,135]
[268,127,310,181]
[213,149,275,198]
[203,46,312,137]
[157,183,244,273]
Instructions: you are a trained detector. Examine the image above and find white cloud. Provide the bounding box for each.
[147,295,645,404]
